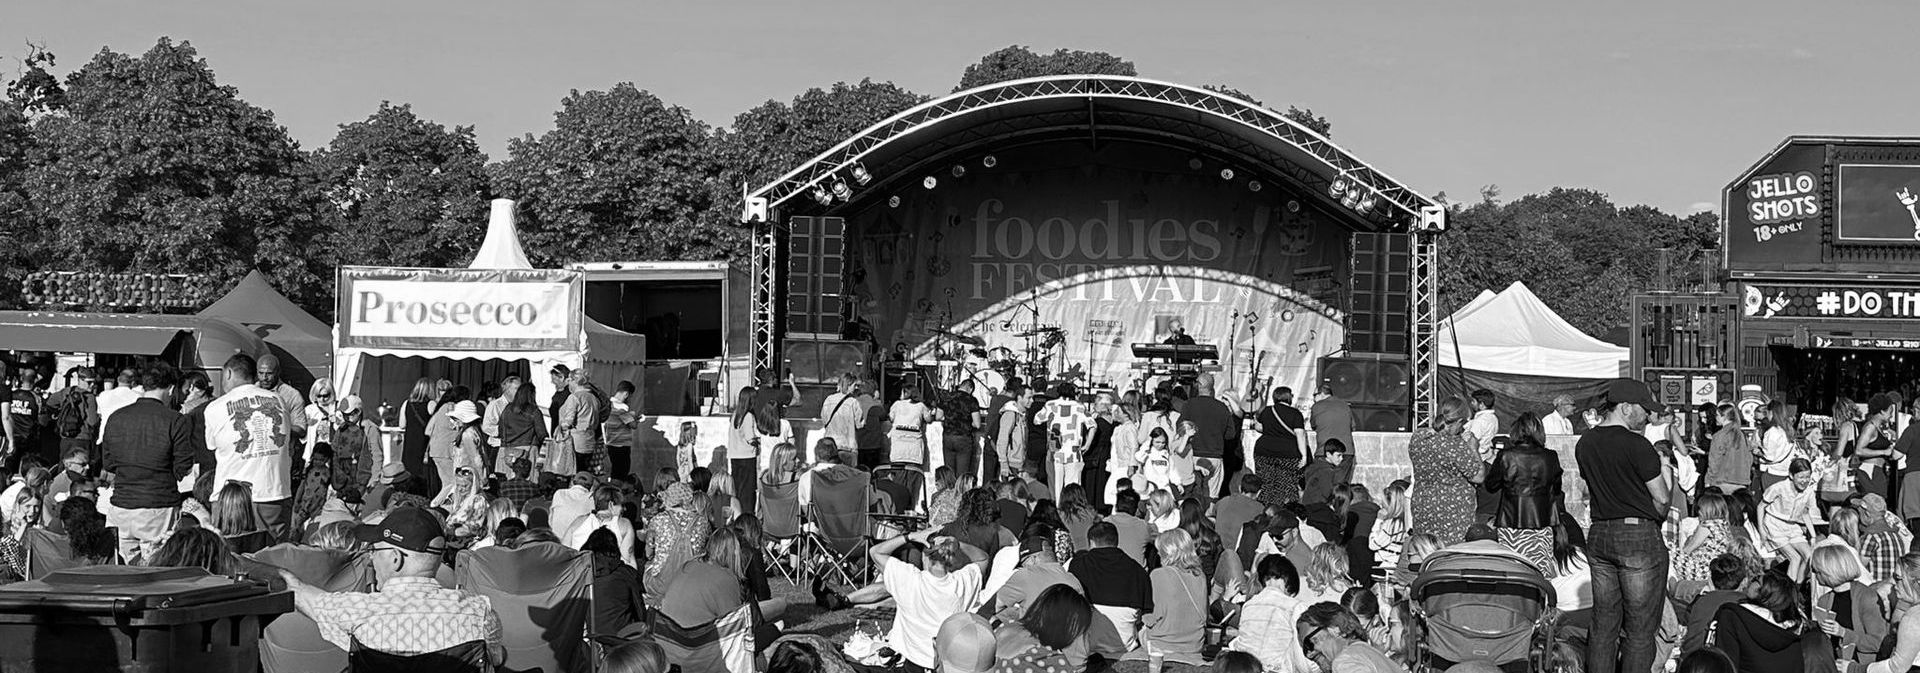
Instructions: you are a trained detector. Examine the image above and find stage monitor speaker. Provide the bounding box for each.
[786,216,847,336]
[785,382,837,419]
[1351,404,1412,433]
[1320,356,1410,406]
[783,338,870,385]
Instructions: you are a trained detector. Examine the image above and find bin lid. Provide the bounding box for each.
[0,566,272,613]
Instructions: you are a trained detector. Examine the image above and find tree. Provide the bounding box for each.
[703,79,926,232]
[955,45,1136,91]
[1436,187,1723,338]
[313,102,491,269]
[14,38,329,313]
[490,83,721,264]
[1203,84,1332,137]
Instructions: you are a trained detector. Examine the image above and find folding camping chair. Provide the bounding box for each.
[252,544,375,673]
[759,478,805,585]
[348,638,490,673]
[803,470,874,588]
[23,527,117,579]
[455,541,598,673]
[872,464,926,514]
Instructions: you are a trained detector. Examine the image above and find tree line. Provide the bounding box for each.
[0,37,1715,339]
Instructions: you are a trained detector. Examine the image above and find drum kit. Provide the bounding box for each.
[927,324,1066,382]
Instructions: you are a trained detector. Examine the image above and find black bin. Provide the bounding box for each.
[0,565,292,672]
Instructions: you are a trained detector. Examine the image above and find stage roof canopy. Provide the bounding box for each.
[744,75,1441,232]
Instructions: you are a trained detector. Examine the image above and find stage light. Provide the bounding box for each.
[982,155,998,168]
[888,196,901,208]
[831,180,851,201]
[1219,168,1235,180]
[1188,157,1204,170]
[951,164,967,178]
[811,186,832,205]
[923,176,938,189]
[851,164,872,185]
[1358,194,1378,213]
[1329,177,1349,197]
[1248,180,1263,192]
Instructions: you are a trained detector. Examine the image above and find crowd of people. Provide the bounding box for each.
[0,354,768,673]
[770,369,1920,673]
[11,348,1920,673]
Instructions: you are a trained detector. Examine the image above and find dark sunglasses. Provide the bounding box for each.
[1300,626,1327,657]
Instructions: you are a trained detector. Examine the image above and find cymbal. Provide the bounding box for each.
[1013,326,1062,338]
[933,329,984,346]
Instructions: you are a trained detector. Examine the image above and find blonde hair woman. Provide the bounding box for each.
[1146,488,1179,534]
[1140,529,1207,665]
[1371,479,1413,570]
[1298,543,1355,607]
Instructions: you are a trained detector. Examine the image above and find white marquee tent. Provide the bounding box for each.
[333,199,647,413]
[1436,281,1628,379]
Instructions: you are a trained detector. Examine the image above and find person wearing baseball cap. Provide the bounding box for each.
[935,612,997,673]
[277,506,504,660]
[991,535,1082,624]
[1574,378,1672,673]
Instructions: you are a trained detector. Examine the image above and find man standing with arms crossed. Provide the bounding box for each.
[1575,379,1672,673]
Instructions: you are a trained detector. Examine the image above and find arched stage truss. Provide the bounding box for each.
[742,75,1446,424]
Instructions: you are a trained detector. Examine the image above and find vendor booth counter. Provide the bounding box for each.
[0,565,290,672]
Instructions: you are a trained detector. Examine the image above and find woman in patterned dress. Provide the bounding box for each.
[1674,492,1736,589]
[1408,397,1482,546]
[1484,412,1564,576]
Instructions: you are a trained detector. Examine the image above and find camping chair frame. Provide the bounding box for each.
[758,479,807,587]
[800,479,876,589]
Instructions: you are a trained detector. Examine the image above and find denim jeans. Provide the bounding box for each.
[1586,518,1668,673]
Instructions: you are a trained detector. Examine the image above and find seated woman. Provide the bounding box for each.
[655,528,752,673]
[0,487,42,583]
[1137,529,1207,665]
[1711,570,1817,673]
[149,527,239,576]
[993,584,1094,672]
[1811,545,1891,668]
[566,485,638,568]
[31,497,117,574]
[730,514,790,652]
[212,482,274,554]
[583,528,646,638]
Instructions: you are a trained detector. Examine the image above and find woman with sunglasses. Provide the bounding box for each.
[1871,552,1920,673]
[1296,601,1406,673]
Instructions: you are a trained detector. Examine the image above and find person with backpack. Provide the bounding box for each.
[46,367,100,466]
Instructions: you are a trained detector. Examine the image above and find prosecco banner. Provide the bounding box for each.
[848,142,1350,395]
[337,266,583,351]
[1741,282,1920,321]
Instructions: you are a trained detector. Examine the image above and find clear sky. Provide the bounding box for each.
[10,0,1917,215]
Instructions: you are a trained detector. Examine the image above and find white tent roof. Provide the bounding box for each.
[1436,281,1628,379]
[469,198,535,270]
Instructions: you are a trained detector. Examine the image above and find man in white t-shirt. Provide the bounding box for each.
[857,533,989,671]
[94,367,141,447]
[1544,394,1578,436]
[206,354,293,540]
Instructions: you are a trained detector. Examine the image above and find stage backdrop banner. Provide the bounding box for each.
[848,141,1349,396]
[338,266,583,351]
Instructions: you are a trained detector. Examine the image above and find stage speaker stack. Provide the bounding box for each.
[786,216,846,338]
[782,338,870,419]
[1349,232,1410,355]
[1319,355,1412,432]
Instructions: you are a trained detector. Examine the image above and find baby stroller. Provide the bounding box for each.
[1407,541,1557,672]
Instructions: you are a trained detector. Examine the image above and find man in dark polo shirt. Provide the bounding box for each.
[99,362,193,564]
[1182,374,1239,498]
[1574,379,1671,673]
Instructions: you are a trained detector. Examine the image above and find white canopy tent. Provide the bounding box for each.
[1435,281,1628,379]
[333,199,647,414]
